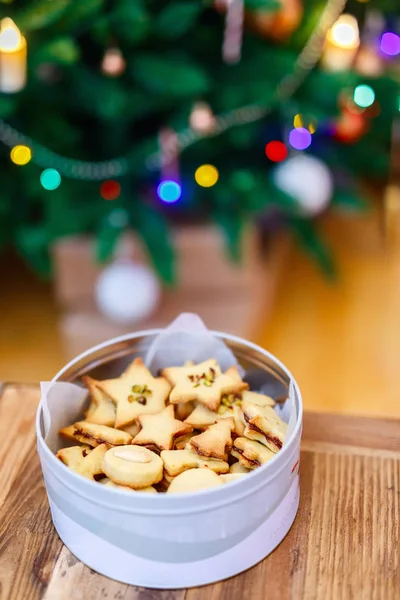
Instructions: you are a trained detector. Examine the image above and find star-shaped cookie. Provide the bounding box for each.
[83,375,116,427]
[160,448,230,477]
[189,419,234,461]
[97,357,171,429]
[162,359,248,412]
[242,401,287,452]
[231,437,275,469]
[132,405,193,452]
[56,444,107,480]
[241,390,275,408]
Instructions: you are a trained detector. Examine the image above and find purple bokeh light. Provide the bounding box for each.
[289,127,312,150]
[380,32,400,57]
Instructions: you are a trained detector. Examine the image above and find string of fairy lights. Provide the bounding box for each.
[0,2,399,204]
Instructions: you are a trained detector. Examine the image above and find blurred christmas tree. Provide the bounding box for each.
[0,0,398,282]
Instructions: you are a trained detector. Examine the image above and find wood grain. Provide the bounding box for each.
[0,384,399,600]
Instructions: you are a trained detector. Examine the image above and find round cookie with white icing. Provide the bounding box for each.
[167,468,223,494]
[103,445,163,489]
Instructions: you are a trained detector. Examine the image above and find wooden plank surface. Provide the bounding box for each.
[0,384,398,600]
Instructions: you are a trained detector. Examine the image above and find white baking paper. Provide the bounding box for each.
[39,312,296,452]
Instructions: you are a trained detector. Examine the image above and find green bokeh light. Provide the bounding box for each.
[353,85,375,108]
[40,168,61,190]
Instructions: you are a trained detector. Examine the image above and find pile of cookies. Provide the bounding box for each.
[57,357,287,494]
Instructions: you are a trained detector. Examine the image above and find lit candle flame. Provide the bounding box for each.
[0,18,22,52]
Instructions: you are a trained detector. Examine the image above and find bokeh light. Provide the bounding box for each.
[293,114,316,134]
[100,180,121,200]
[380,32,400,56]
[353,85,375,108]
[10,145,31,165]
[265,141,288,162]
[289,128,312,150]
[194,164,219,187]
[328,15,359,49]
[157,180,182,203]
[0,18,22,51]
[40,168,61,190]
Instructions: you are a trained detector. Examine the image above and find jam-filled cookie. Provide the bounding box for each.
[242,402,287,453]
[72,421,133,448]
[231,437,276,469]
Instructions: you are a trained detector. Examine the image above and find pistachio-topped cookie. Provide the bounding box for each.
[162,359,248,412]
[97,357,171,429]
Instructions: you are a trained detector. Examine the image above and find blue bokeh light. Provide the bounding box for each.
[157,180,182,203]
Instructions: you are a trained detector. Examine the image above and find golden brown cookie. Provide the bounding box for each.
[57,444,107,480]
[103,445,163,489]
[162,360,248,412]
[97,357,171,429]
[231,437,276,469]
[230,461,250,474]
[161,448,229,477]
[184,403,218,429]
[82,375,116,427]
[175,402,195,421]
[219,473,246,483]
[242,402,287,452]
[132,405,193,452]
[121,422,140,437]
[167,468,223,494]
[59,424,78,442]
[100,478,157,493]
[241,390,276,408]
[189,419,234,461]
[72,421,132,448]
[173,431,196,450]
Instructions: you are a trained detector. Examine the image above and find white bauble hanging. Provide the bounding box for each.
[273,154,333,216]
[95,262,160,325]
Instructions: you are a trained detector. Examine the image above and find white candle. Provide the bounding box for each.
[321,14,360,72]
[0,18,27,93]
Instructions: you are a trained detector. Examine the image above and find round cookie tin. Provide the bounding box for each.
[36,330,303,589]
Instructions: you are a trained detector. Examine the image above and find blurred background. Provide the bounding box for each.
[0,0,399,417]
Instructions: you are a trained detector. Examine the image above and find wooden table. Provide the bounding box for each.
[0,384,399,600]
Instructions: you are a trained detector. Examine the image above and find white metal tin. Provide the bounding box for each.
[36,330,303,588]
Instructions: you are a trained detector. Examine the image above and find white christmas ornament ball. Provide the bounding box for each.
[273,155,333,216]
[95,262,160,325]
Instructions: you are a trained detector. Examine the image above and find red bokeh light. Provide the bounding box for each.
[265,141,288,162]
[100,180,121,201]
